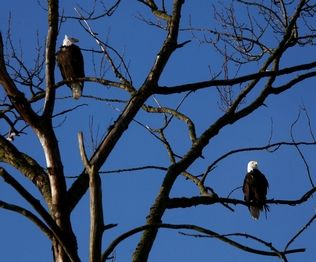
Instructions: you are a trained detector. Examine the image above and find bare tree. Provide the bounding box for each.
[1,0,316,261]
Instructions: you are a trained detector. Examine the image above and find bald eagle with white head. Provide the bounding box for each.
[243,161,269,219]
[56,35,85,99]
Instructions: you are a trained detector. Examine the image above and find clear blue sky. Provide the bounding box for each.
[1,1,316,261]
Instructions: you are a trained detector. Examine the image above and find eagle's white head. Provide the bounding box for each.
[63,35,79,46]
[247,160,258,173]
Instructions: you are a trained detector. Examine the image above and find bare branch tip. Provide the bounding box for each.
[78,131,92,172]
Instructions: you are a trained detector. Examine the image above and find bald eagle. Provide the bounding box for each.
[56,35,85,99]
[243,161,269,219]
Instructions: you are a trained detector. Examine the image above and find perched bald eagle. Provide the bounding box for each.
[243,161,269,219]
[56,35,85,99]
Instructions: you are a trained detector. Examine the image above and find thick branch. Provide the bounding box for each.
[42,0,59,117]
[0,135,51,206]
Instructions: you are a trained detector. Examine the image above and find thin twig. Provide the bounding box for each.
[284,213,316,251]
[201,140,316,184]
[290,111,314,187]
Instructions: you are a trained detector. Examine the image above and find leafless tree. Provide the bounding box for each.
[1,0,316,261]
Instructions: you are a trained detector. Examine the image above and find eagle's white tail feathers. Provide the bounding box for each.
[71,83,82,99]
[250,206,260,220]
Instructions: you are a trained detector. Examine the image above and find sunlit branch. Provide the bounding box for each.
[42,0,58,118]
[78,132,104,262]
[0,136,51,205]
[143,104,197,143]
[138,0,171,21]
[159,129,176,163]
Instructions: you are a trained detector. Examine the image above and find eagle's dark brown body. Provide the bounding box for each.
[56,44,84,99]
[243,168,269,219]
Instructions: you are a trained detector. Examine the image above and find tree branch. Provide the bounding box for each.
[0,199,53,240]
[0,135,51,206]
[166,186,316,209]
[0,32,39,125]
[68,0,185,215]
[154,60,316,95]
[42,0,59,118]
[0,167,80,262]
[78,132,104,262]
[102,223,305,261]
[284,213,316,251]
[201,140,316,183]
[132,1,185,261]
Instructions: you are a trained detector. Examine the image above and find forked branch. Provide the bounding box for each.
[78,132,104,262]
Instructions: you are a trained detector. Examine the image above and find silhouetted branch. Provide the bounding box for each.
[103,223,118,232]
[60,0,121,21]
[100,165,168,174]
[0,167,80,262]
[102,223,305,261]
[0,199,53,240]
[0,32,40,125]
[201,140,316,183]
[75,8,133,86]
[167,186,316,209]
[155,60,316,94]
[285,213,316,251]
[290,110,314,187]
[2,1,316,261]
[179,230,292,262]
[53,104,88,118]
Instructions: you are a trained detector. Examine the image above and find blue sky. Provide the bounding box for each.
[1,1,316,261]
